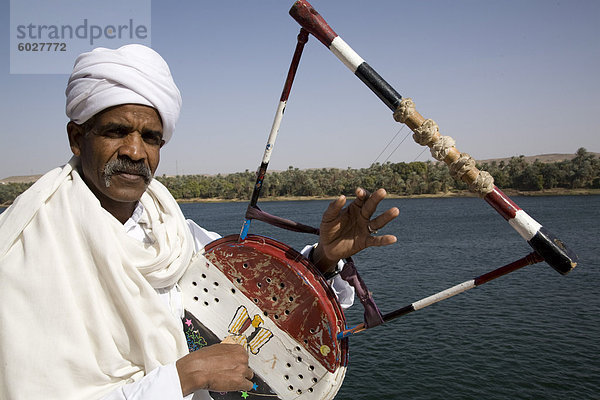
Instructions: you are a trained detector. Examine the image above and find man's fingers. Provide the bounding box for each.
[242,368,255,391]
[365,204,399,248]
[176,342,254,395]
[353,187,369,204]
[358,188,388,220]
[367,233,397,247]
[324,188,389,223]
[222,335,245,346]
[368,206,400,231]
[321,194,347,223]
[230,360,254,391]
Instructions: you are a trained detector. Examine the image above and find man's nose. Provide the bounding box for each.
[118,132,145,161]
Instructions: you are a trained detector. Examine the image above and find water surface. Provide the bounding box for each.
[2,195,598,399]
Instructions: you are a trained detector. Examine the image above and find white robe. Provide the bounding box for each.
[0,159,354,400]
[0,158,193,399]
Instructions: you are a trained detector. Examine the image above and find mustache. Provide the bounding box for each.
[103,158,153,187]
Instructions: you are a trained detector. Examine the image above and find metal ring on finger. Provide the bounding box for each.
[367,224,378,235]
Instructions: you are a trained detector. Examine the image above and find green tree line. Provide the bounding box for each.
[1,148,598,205]
[0,182,34,206]
[156,147,599,200]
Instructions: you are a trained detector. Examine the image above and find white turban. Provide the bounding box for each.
[65,44,181,143]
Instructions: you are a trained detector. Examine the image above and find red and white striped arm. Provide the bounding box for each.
[339,252,544,338]
[240,29,310,240]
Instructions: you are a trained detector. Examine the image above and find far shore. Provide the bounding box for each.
[175,188,600,204]
[1,188,598,209]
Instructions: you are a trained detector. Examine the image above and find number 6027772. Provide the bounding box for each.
[17,42,66,51]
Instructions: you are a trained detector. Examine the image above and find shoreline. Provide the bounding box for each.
[175,188,600,204]
[2,188,598,208]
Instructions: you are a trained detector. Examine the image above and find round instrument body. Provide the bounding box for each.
[179,234,349,399]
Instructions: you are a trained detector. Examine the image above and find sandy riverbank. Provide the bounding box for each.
[2,188,598,208]
[175,188,600,204]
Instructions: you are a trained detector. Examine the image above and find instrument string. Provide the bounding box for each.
[372,126,404,164]
[380,127,410,164]
[412,147,429,162]
[373,124,437,166]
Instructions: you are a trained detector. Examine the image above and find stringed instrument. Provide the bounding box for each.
[179,2,578,399]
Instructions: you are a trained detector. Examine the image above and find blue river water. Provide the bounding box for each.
[179,195,599,400]
[1,195,598,399]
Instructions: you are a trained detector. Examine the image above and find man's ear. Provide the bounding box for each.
[67,121,84,156]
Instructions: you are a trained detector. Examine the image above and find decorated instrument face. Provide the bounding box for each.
[180,234,348,400]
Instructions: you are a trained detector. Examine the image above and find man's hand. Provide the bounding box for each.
[311,188,399,274]
[176,343,254,396]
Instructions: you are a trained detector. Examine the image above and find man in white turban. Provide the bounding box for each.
[0,44,399,399]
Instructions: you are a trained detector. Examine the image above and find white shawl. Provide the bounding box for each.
[0,157,194,399]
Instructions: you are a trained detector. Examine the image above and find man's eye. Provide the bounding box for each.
[103,128,128,138]
[142,133,163,145]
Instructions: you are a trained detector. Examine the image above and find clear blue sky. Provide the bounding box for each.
[1,0,599,178]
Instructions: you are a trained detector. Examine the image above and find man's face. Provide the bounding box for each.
[68,104,165,206]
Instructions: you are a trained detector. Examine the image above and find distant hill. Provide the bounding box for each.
[478,152,599,165]
[0,175,43,184]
